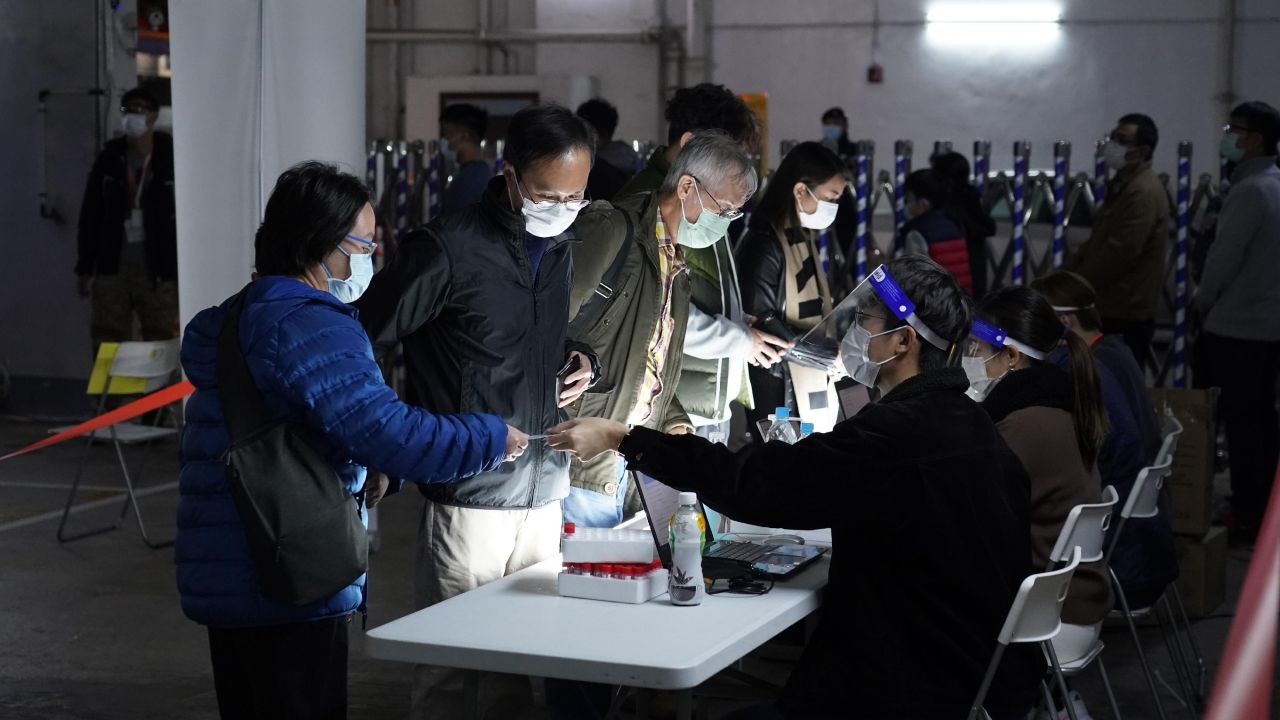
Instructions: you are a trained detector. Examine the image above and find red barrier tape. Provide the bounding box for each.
[1205,462,1280,720]
[0,381,195,463]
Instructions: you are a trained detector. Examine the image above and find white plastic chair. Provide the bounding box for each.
[55,340,181,548]
[969,547,1082,720]
[1154,413,1206,703]
[1045,486,1123,718]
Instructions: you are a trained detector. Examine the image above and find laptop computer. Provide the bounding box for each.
[633,471,827,578]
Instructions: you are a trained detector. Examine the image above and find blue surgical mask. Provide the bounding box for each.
[822,124,843,142]
[440,137,457,164]
[322,236,375,303]
[677,178,733,249]
[1220,132,1245,163]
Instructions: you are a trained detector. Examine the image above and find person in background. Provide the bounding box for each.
[901,168,973,294]
[354,104,598,719]
[177,161,518,720]
[439,102,492,212]
[819,106,857,159]
[76,86,178,348]
[617,84,781,449]
[1034,270,1178,609]
[549,256,1043,720]
[933,151,996,298]
[575,98,635,202]
[1195,100,1280,545]
[737,142,846,440]
[1064,113,1169,369]
[964,287,1114,717]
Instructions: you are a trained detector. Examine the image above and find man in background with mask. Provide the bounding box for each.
[1064,112,1169,368]
[354,104,600,720]
[901,168,973,294]
[76,86,178,349]
[438,102,492,213]
[562,130,759,530]
[1195,100,1280,545]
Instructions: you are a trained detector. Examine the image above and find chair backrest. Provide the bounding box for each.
[1157,411,1184,465]
[1048,485,1119,567]
[1122,456,1172,521]
[998,546,1082,645]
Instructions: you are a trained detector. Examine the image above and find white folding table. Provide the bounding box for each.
[364,554,829,718]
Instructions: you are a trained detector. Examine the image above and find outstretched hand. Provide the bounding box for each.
[546,417,629,462]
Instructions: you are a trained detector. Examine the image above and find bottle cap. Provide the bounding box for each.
[800,422,815,434]
[774,407,791,419]
[678,491,698,505]
[563,522,576,535]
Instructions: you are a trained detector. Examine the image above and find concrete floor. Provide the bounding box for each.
[0,416,1272,720]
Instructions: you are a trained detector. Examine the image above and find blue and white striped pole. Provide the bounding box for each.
[395,140,408,240]
[1174,142,1191,388]
[973,140,990,198]
[427,140,441,220]
[1052,141,1070,269]
[366,140,378,196]
[1093,140,1107,208]
[493,139,506,176]
[1219,149,1231,194]
[1011,141,1030,286]
[893,140,911,257]
[854,140,872,284]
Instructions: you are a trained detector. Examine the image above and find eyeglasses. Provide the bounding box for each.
[516,177,589,212]
[690,176,745,221]
[1224,123,1255,134]
[121,105,156,115]
[854,310,891,328]
[345,233,378,254]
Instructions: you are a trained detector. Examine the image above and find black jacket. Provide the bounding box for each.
[355,177,589,508]
[76,132,178,281]
[620,368,1044,718]
[736,222,811,345]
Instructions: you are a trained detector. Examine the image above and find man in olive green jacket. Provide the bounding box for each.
[563,131,758,528]
[1065,113,1171,367]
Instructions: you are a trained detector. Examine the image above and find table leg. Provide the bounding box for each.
[463,670,479,720]
[677,689,693,720]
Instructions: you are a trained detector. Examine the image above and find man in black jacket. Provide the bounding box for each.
[354,104,599,719]
[76,87,178,348]
[549,256,1043,719]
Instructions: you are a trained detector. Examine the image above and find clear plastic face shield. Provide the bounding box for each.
[787,264,953,389]
[961,318,1047,401]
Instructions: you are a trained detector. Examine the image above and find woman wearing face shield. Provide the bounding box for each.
[548,256,1045,719]
[177,162,520,719]
[962,286,1114,711]
[736,142,848,436]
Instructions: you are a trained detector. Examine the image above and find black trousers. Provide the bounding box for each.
[208,615,350,720]
[1101,317,1156,371]
[1194,331,1280,529]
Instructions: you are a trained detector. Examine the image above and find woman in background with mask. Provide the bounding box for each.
[177,161,522,720]
[963,286,1113,713]
[737,141,847,437]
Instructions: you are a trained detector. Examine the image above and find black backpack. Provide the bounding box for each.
[216,287,368,606]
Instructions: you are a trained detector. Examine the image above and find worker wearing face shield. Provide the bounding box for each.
[547,257,1044,719]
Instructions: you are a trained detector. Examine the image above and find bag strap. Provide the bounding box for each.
[569,209,635,337]
[216,285,273,443]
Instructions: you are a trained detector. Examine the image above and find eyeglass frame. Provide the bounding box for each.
[688,175,746,221]
[344,233,378,254]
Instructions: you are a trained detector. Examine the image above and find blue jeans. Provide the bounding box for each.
[561,457,628,528]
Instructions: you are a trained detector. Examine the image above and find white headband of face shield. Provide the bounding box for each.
[969,318,1047,361]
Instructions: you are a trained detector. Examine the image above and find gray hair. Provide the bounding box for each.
[659,130,759,202]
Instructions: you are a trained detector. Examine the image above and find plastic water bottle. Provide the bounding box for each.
[668,492,706,606]
[765,406,799,444]
[799,422,815,440]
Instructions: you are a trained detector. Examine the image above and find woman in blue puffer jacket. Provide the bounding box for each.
[177,161,528,720]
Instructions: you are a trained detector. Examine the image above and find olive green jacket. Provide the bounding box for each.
[567,191,692,495]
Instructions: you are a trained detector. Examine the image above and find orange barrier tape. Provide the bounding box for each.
[0,381,195,462]
[1205,460,1280,720]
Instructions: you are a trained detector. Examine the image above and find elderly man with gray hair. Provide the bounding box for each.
[561,130,759,529]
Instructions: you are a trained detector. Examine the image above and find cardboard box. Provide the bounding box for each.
[1173,526,1227,617]
[1150,388,1217,536]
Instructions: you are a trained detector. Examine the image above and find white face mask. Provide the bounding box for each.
[840,324,904,388]
[798,186,839,230]
[1102,139,1129,171]
[121,113,150,139]
[962,354,1008,401]
[514,177,585,238]
[323,244,375,303]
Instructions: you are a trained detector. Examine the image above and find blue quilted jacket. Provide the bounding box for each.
[176,277,507,628]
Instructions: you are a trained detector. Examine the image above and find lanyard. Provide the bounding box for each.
[128,153,152,210]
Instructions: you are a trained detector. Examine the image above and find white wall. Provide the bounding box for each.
[0,0,138,390]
